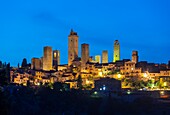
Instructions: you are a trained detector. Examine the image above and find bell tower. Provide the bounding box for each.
[68,29,79,66]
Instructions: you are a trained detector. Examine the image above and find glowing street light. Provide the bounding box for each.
[117,74,121,79]
[143,73,148,78]
[160,91,164,95]
[94,91,98,94]
[127,90,131,95]
[103,85,106,90]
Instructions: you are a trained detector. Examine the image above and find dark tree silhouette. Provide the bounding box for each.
[21,58,27,68]
[18,63,20,68]
[53,82,63,91]
[0,63,10,86]
[0,61,2,68]
[77,75,83,90]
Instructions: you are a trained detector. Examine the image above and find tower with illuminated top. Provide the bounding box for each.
[113,40,120,62]
[68,29,79,66]
[53,50,60,70]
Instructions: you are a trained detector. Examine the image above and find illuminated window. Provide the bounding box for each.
[54,52,56,58]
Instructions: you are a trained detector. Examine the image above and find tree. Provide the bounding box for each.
[27,80,30,87]
[0,63,10,86]
[5,63,10,84]
[0,61,2,68]
[18,63,20,68]
[21,58,27,68]
[77,75,83,90]
[53,82,63,91]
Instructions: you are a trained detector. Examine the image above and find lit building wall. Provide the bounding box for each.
[102,50,108,63]
[160,70,170,76]
[120,61,142,77]
[124,61,136,75]
[40,57,43,69]
[95,55,101,63]
[81,43,89,71]
[113,40,120,62]
[31,58,41,70]
[68,29,79,66]
[43,46,53,71]
[132,50,139,63]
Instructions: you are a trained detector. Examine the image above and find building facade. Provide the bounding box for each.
[94,78,121,91]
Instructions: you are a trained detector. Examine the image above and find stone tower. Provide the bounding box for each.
[68,29,79,66]
[53,50,60,70]
[132,50,138,63]
[113,40,120,62]
[95,55,101,63]
[43,46,53,71]
[102,50,108,63]
[81,43,89,70]
[31,58,41,70]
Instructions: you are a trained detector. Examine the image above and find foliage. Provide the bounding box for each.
[53,82,70,91]
[77,75,83,90]
[0,63,10,86]
[122,77,148,89]
[0,85,170,114]
[21,58,27,68]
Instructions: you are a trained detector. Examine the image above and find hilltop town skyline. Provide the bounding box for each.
[1,1,170,114]
[1,28,170,66]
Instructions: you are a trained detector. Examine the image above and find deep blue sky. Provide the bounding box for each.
[0,0,170,66]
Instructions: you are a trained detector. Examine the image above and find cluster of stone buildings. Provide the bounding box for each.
[10,29,170,90]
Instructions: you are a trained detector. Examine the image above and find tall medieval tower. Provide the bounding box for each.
[113,40,120,62]
[53,50,60,70]
[132,50,138,63]
[81,43,89,70]
[43,46,53,71]
[102,50,108,63]
[68,29,79,66]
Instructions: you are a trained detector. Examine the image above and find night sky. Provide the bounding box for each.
[0,0,170,66]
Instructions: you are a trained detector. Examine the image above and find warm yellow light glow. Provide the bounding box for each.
[86,80,90,84]
[117,74,121,79]
[99,72,102,76]
[54,52,57,58]
[143,73,147,78]
[164,82,167,86]
[160,91,164,95]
